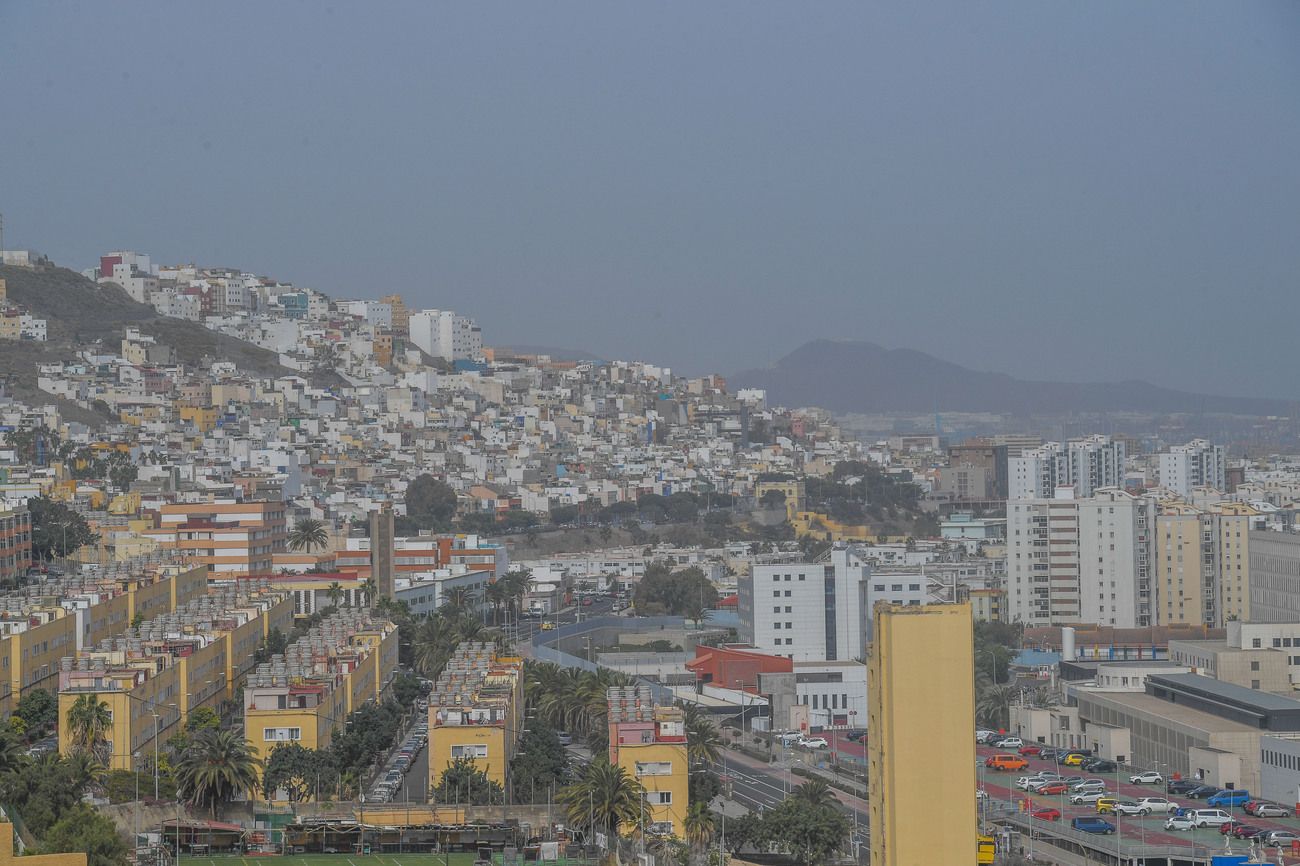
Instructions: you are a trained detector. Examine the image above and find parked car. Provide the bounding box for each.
[1095,797,1125,814]
[1038,782,1070,795]
[1058,775,1084,787]
[557,732,573,746]
[1259,830,1300,848]
[1070,791,1110,805]
[1231,824,1265,839]
[845,729,867,742]
[1247,801,1292,818]
[1167,779,1202,795]
[1206,789,1251,808]
[1025,775,1064,792]
[1038,748,1058,762]
[1071,780,1107,794]
[1184,785,1219,799]
[1165,814,1197,831]
[1018,744,1043,756]
[1129,797,1179,815]
[799,736,829,749]
[994,737,1023,749]
[1031,808,1061,821]
[1218,820,1248,835]
[1090,759,1117,773]
[1129,771,1164,785]
[1062,753,1086,766]
[1070,817,1115,835]
[1184,809,1233,828]
[985,754,1028,771]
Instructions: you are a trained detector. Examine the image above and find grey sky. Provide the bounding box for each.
[2,3,1298,396]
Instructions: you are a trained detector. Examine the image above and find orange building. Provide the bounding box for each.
[148,501,287,576]
[0,505,32,583]
[686,644,793,691]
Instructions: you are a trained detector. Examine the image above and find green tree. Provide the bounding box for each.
[681,704,720,768]
[405,474,458,530]
[66,693,113,760]
[558,758,644,845]
[37,803,130,866]
[975,681,1018,730]
[263,742,335,803]
[185,706,221,733]
[0,729,27,776]
[174,728,262,816]
[684,801,715,859]
[432,757,503,805]
[723,812,769,856]
[633,563,718,617]
[107,456,138,493]
[791,777,837,809]
[327,581,344,608]
[509,721,568,803]
[15,687,58,737]
[392,672,423,708]
[288,518,329,552]
[28,497,99,561]
[764,793,850,866]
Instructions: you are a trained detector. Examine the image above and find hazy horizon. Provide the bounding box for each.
[2,3,1298,395]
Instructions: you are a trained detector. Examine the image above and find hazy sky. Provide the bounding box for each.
[3,3,1298,395]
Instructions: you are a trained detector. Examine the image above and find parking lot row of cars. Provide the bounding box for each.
[368,711,429,804]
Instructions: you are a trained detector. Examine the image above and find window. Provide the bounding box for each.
[773,607,781,613]
[1251,661,1260,671]
[774,623,781,629]
[1252,680,1261,690]
[785,638,793,645]
[773,575,780,582]
[785,590,791,597]
[785,606,792,613]
[1274,638,1282,648]
[451,744,488,759]
[874,585,885,592]
[909,584,920,592]
[1253,638,1262,648]
[891,584,903,592]
[635,761,673,776]
[798,574,805,581]
[645,791,673,805]
[264,727,301,742]
[773,591,781,598]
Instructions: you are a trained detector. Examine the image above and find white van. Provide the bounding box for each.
[1184,809,1232,828]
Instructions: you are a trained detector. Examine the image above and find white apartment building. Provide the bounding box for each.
[1159,439,1226,496]
[739,547,869,662]
[1006,488,1153,627]
[409,309,482,361]
[793,661,868,730]
[338,300,392,328]
[1009,435,1126,500]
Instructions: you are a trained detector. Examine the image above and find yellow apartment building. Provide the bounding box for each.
[57,583,291,769]
[607,689,688,838]
[868,602,976,866]
[1154,501,1258,627]
[244,609,398,797]
[428,643,524,791]
[0,821,85,866]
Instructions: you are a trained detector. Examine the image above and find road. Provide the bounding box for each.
[512,594,619,654]
[977,744,1300,853]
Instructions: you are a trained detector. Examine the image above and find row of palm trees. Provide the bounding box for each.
[65,694,260,817]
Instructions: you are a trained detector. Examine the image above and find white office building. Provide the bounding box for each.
[739,547,869,662]
[1006,488,1153,627]
[1159,440,1226,495]
[408,309,482,361]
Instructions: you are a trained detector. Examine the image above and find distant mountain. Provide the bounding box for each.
[731,339,1292,416]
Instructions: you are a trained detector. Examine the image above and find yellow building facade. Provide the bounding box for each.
[606,686,689,838]
[0,822,85,866]
[1154,501,1257,626]
[868,602,976,866]
[428,644,524,791]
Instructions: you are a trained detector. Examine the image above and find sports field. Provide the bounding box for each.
[175,856,593,866]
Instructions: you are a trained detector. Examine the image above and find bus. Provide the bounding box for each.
[976,834,996,864]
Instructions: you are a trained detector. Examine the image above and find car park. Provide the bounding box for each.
[1031,808,1060,821]
[1111,797,1177,816]
[994,737,1023,749]
[1070,791,1109,805]
[1129,771,1164,785]
[1070,817,1115,835]
[1165,814,1197,831]
[1248,801,1291,818]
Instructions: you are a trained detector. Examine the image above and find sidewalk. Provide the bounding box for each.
[723,744,869,812]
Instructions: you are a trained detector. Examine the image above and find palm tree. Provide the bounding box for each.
[174,728,262,817]
[558,758,644,855]
[358,578,376,608]
[484,580,509,625]
[327,581,344,608]
[792,777,837,809]
[66,693,113,760]
[287,518,329,553]
[681,704,721,768]
[975,682,1018,730]
[65,751,108,793]
[0,731,28,776]
[684,801,715,858]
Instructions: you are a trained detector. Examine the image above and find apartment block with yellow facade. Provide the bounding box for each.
[148,501,288,576]
[868,602,976,866]
[244,609,398,798]
[427,642,524,793]
[607,685,688,838]
[1154,500,1260,627]
[57,581,292,770]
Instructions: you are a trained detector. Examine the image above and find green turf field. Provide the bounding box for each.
[176,856,593,866]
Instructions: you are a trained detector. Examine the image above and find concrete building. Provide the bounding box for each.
[1159,439,1226,496]
[1006,488,1153,627]
[1249,529,1300,623]
[408,309,482,362]
[245,609,398,797]
[1167,638,1292,692]
[152,501,288,576]
[607,685,689,838]
[1009,436,1125,500]
[427,642,524,791]
[0,504,32,583]
[1153,501,1257,627]
[1258,734,1300,804]
[868,602,975,866]
[739,547,868,662]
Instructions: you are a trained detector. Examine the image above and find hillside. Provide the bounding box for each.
[0,263,296,419]
[732,339,1292,416]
